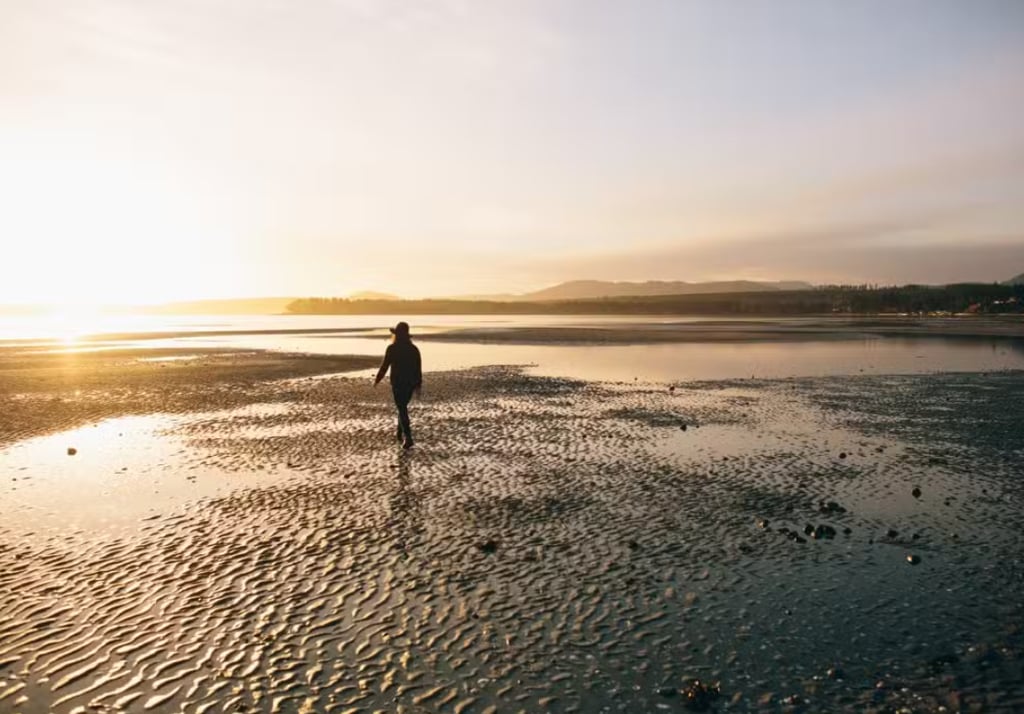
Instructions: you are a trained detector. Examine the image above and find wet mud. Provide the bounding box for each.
[1,364,1022,712]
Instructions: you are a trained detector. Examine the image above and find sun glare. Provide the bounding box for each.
[44,304,105,344]
[0,138,231,306]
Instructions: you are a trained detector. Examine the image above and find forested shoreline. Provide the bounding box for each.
[286,284,1024,316]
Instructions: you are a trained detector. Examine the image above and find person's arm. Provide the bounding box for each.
[373,346,392,386]
[413,345,423,393]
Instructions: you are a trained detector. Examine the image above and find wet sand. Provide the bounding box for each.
[0,347,379,447]
[1,349,1023,712]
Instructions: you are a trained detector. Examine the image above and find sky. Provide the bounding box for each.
[1,0,1023,304]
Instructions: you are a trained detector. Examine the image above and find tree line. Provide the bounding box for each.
[286,283,1024,316]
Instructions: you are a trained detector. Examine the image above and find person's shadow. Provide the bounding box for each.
[389,453,423,554]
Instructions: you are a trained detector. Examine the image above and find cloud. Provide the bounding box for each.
[506,213,1024,287]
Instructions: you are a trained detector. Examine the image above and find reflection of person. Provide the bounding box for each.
[373,321,422,449]
[389,455,422,553]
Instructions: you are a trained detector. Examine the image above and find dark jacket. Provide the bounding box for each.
[376,339,422,387]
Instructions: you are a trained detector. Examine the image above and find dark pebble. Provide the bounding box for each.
[477,539,499,555]
[839,452,847,459]
[680,424,687,431]
[886,529,898,539]
[907,554,921,565]
[912,486,922,498]
[814,524,836,540]
[680,679,720,711]
[928,653,959,672]
[67,447,77,456]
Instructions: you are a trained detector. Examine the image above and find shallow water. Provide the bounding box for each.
[7,313,1024,382]
[209,332,1024,382]
[1,368,1022,712]
[0,406,296,535]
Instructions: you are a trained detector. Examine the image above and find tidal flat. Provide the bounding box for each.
[1,347,1022,713]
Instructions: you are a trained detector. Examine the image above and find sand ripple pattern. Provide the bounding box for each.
[2,368,1023,712]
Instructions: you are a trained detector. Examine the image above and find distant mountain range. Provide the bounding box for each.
[445,279,813,302]
[1004,273,1024,286]
[348,291,399,301]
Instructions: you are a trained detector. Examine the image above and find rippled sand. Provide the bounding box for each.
[0,348,379,447]
[1,357,1023,712]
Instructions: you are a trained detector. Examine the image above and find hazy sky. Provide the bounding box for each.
[2,0,1023,303]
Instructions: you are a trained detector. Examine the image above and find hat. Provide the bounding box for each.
[389,321,410,336]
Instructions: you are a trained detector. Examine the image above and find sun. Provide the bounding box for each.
[46,304,106,344]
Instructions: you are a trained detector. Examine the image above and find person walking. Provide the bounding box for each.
[374,321,422,449]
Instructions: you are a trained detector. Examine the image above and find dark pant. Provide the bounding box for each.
[391,381,415,441]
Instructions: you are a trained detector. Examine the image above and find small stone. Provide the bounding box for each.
[668,386,675,393]
[627,539,640,551]
[477,539,498,555]
[814,524,837,540]
[912,486,922,498]
[826,666,844,680]
[839,452,847,459]
[843,527,852,535]
[804,524,815,536]
[680,424,687,431]
[756,519,770,530]
[907,554,921,565]
[887,529,899,539]
[67,447,77,456]
[680,679,720,711]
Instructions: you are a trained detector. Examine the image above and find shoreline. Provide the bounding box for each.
[1,314,1021,349]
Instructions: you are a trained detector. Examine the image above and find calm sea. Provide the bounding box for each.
[2,313,1022,382]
